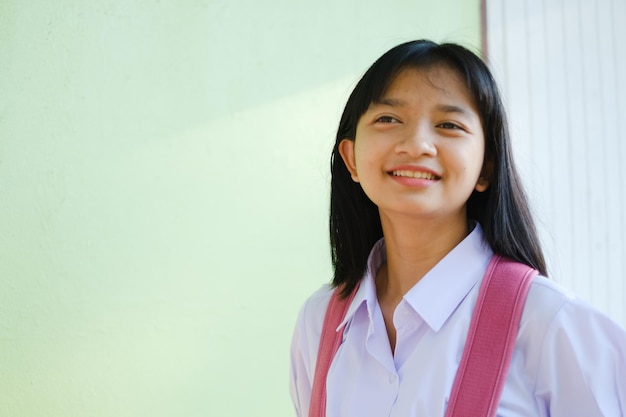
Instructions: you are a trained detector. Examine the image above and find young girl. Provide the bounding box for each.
[290,40,626,416]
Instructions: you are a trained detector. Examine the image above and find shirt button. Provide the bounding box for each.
[388,374,397,384]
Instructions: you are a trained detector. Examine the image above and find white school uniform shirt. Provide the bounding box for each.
[290,224,626,417]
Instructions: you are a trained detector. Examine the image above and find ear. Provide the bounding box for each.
[475,158,493,192]
[338,139,359,182]
[475,176,490,192]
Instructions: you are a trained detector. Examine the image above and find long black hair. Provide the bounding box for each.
[330,40,547,298]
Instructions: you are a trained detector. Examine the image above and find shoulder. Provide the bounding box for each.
[523,275,576,319]
[290,284,335,396]
[523,275,625,332]
[291,285,335,364]
[513,277,576,372]
[293,284,335,345]
[516,276,626,413]
[517,275,626,373]
[520,275,626,346]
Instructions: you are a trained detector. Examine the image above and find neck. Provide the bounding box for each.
[376,213,470,302]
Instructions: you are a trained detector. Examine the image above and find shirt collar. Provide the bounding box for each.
[337,223,493,332]
[403,223,493,331]
[337,238,386,331]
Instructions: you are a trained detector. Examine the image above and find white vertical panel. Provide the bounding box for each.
[486,0,626,326]
[541,0,573,289]
[594,0,623,320]
[523,0,552,256]
[565,0,594,298]
[502,0,533,165]
[609,0,626,321]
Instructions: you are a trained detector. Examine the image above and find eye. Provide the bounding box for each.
[375,115,400,124]
[437,122,463,130]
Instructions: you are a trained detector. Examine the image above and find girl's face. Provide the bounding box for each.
[339,65,489,224]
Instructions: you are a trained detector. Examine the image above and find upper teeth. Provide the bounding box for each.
[392,170,437,180]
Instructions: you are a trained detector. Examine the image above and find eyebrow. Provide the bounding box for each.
[435,104,472,115]
[371,97,407,107]
[371,99,473,116]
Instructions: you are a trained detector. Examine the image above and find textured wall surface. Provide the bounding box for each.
[0,1,480,416]
[486,0,626,326]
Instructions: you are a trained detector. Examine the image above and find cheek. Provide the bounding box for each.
[353,140,375,172]
[448,144,485,181]
[464,139,486,172]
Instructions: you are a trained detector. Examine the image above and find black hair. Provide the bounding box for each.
[329,39,547,298]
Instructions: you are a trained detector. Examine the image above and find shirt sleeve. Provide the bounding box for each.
[290,304,312,417]
[533,299,626,416]
[289,285,333,417]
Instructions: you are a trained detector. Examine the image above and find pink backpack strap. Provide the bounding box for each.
[308,285,358,417]
[444,255,537,417]
[309,255,536,417]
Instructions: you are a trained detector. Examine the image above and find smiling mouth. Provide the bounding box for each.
[390,170,440,180]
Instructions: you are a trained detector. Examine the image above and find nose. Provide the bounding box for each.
[394,122,437,157]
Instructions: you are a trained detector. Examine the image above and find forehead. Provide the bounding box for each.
[381,65,473,102]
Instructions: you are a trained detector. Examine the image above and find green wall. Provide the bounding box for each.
[0,1,480,416]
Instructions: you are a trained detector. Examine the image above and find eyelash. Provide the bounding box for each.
[374,115,400,124]
[373,117,466,132]
[437,122,463,130]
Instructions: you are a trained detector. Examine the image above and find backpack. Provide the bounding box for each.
[309,255,537,417]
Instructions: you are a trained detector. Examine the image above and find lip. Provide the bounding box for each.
[387,165,441,187]
[387,164,441,178]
